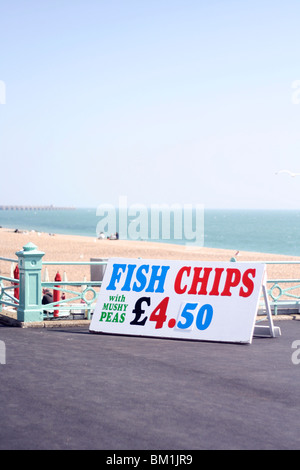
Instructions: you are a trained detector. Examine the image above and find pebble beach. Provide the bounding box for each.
[1,227,300,283]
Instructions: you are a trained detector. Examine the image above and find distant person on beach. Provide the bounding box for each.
[42,288,53,314]
[108,232,119,240]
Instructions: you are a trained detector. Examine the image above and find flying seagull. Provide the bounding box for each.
[275,170,300,177]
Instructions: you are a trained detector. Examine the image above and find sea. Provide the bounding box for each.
[1,208,300,257]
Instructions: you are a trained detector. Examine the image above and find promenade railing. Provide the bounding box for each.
[41,260,107,320]
[1,243,300,322]
[0,242,107,322]
[0,256,20,311]
[231,258,300,315]
[264,261,300,315]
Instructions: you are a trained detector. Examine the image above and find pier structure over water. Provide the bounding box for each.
[0,205,76,211]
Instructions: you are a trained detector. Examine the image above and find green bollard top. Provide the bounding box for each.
[16,242,45,258]
[23,242,38,251]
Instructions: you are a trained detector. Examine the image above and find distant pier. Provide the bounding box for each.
[0,205,76,211]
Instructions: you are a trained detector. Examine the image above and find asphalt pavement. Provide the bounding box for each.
[0,319,299,450]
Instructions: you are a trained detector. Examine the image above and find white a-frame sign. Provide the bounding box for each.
[90,259,281,344]
[253,271,281,338]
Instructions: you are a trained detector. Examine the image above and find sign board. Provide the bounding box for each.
[90,258,266,344]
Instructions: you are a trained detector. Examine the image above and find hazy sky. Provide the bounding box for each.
[1,0,300,209]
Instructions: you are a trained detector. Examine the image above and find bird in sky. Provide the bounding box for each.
[275,170,300,177]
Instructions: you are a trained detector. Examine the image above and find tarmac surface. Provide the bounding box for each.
[0,319,299,450]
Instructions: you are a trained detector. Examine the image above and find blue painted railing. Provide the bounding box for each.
[41,260,107,320]
[0,256,20,310]
[0,244,107,322]
[230,258,300,315]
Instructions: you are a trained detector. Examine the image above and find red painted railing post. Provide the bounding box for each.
[53,271,61,317]
[13,265,19,302]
